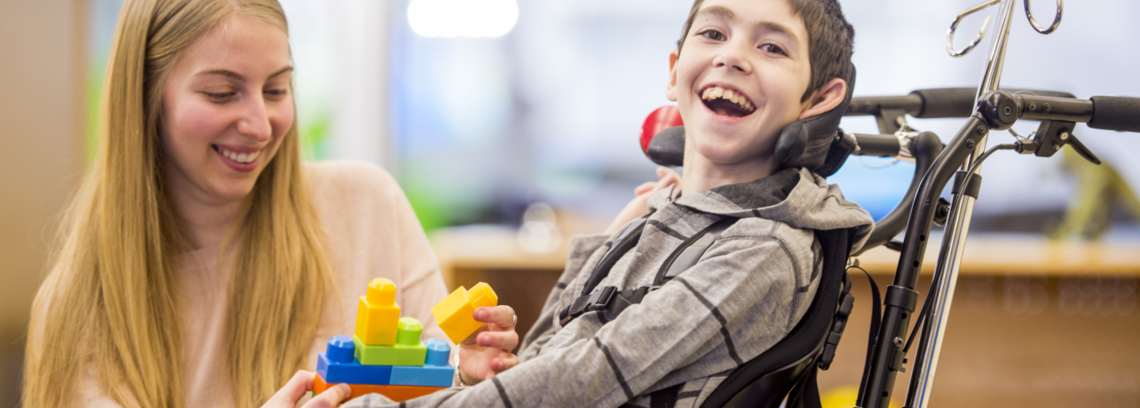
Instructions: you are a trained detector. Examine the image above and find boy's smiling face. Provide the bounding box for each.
[667,0,815,169]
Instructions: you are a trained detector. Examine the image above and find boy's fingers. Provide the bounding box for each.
[304,383,351,408]
[491,355,520,373]
[477,330,519,351]
[474,306,516,330]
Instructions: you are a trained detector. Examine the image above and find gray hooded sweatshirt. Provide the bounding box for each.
[342,167,873,408]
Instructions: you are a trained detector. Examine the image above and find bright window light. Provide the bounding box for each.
[407,0,519,38]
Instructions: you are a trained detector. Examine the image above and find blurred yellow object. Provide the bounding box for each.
[821,385,899,408]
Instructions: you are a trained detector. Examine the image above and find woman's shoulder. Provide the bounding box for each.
[303,160,406,206]
[304,160,400,193]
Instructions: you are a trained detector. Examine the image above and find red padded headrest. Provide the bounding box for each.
[640,106,683,154]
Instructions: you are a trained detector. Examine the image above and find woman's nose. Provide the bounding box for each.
[235,95,272,142]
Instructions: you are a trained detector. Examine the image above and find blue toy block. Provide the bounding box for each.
[389,338,454,387]
[424,338,450,366]
[316,335,392,385]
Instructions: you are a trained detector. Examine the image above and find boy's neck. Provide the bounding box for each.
[680,153,779,195]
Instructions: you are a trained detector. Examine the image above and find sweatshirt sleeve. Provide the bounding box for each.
[518,233,609,361]
[339,233,804,408]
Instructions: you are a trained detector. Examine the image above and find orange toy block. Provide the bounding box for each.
[430,282,498,344]
[314,373,447,402]
[355,278,401,345]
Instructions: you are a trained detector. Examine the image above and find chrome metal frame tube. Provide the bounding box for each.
[903,2,1016,407]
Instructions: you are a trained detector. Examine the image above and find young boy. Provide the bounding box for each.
[340,0,872,406]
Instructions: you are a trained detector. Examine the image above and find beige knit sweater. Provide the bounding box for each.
[72,161,450,407]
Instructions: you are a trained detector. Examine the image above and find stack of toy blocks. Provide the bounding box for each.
[312,278,455,402]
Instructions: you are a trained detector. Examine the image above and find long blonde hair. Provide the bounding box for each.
[22,0,335,407]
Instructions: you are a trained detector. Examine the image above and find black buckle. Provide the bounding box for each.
[585,286,617,312]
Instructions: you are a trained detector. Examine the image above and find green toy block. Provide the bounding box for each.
[395,317,423,347]
[353,334,427,366]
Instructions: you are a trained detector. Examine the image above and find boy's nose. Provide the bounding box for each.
[235,96,273,142]
[713,41,753,74]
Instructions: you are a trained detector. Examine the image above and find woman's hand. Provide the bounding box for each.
[604,167,681,235]
[261,371,350,408]
[457,305,520,384]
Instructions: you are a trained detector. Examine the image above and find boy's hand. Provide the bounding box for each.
[604,167,681,234]
[457,305,520,384]
[261,370,351,408]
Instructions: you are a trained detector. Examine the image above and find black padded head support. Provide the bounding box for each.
[773,67,856,177]
[645,68,857,177]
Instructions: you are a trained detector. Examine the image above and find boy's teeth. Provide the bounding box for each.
[700,85,756,113]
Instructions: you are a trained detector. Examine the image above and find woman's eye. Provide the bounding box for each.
[264,89,289,98]
[760,43,786,56]
[699,29,726,41]
[203,92,235,101]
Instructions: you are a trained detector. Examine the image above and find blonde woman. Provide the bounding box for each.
[22,0,519,407]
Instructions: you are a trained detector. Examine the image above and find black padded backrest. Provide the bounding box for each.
[699,228,853,408]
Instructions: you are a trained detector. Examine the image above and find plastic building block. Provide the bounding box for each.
[430,282,498,344]
[390,338,454,387]
[395,317,422,346]
[355,278,401,346]
[423,337,450,366]
[314,373,446,402]
[354,334,427,366]
[316,335,392,385]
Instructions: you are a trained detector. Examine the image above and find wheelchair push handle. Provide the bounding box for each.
[1089,96,1140,133]
[846,87,1078,120]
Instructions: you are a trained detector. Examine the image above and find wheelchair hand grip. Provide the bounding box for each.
[851,133,900,157]
[1089,96,1140,133]
[907,88,1078,119]
[909,88,977,118]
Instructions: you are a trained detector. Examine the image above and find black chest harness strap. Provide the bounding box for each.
[558,216,738,326]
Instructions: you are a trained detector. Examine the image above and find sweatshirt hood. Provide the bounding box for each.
[648,167,875,252]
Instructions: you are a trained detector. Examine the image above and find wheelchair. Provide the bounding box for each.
[637,1,1140,407]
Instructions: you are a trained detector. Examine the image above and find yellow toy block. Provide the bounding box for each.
[430,282,498,344]
[355,278,401,345]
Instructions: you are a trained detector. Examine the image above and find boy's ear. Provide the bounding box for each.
[666,48,680,102]
[797,78,847,120]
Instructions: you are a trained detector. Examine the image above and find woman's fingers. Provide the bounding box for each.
[633,181,656,196]
[261,371,315,408]
[656,166,681,182]
[474,306,516,330]
[303,383,351,408]
[477,330,519,351]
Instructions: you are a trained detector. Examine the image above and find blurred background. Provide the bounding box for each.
[2,0,1139,406]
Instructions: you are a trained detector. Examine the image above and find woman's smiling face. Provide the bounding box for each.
[159,13,293,206]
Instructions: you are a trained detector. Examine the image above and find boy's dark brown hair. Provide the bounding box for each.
[676,0,854,103]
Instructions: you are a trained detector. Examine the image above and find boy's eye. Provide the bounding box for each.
[760,43,786,56]
[699,29,726,41]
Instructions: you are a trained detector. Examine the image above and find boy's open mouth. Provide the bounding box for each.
[700,85,756,118]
